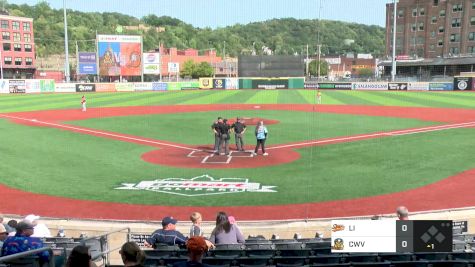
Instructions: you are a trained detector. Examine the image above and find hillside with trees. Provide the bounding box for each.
[4,1,385,58]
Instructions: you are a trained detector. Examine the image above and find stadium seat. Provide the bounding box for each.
[310,263,350,267]
[211,244,245,258]
[245,243,275,250]
[304,241,331,249]
[350,262,391,267]
[449,252,475,260]
[425,260,471,267]
[413,252,449,261]
[378,253,414,262]
[245,239,272,244]
[308,255,343,264]
[342,253,379,263]
[390,260,430,267]
[2,256,41,267]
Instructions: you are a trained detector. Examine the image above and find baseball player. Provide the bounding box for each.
[81,95,87,112]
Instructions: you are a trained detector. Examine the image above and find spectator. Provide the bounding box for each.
[1,221,49,263]
[120,241,144,267]
[396,206,409,220]
[209,212,244,245]
[253,121,268,156]
[173,237,211,267]
[144,216,187,247]
[24,214,51,237]
[6,220,17,236]
[189,212,203,237]
[66,245,94,267]
[0,224,8,255]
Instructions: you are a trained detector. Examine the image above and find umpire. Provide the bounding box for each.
[232,117,247,151]
[216,118,231,155]
[211,117,222,152]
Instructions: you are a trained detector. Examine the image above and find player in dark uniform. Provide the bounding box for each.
[215,118,231,155]
[211,117,222,152]
[231,117,247,151]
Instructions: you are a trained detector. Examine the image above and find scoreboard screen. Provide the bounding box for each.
[331,220,453,253]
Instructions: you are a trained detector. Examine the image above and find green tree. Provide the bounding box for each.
[195,62,214,78]
[308,60,329,77]
[357,68,374,77]
[180,60,196,78]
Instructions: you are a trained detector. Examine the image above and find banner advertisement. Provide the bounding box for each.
[407,82,430,91]
[388,83,408,90]
[0,80,8,93]
[225,78,239,89]
[179,81,200,90]
[454,77,473,91]
[25,80,41,93]
[115,83,134,92]
[75,83,96,92]
[252,79,289,89]
[9,80,26,93]
[168,62,180,73]
[55,83,76,93]
[97,35,142,77]
[77,52,98,75]
[133,83,153,91]
[352,82,388,90]
[304,83,318,89]
[95,83,116,92]
[307,83,352,90]
[167,82,182,91]
[199,78,213,89]
[40,80,55,93]
[152,82,168,91]
[429,83,453,91]
[143,53,160,75]
[213,79,226,89]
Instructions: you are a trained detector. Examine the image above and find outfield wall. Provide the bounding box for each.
[0,78,471,94]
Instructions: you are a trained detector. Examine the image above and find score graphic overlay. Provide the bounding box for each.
[331,220,452,253]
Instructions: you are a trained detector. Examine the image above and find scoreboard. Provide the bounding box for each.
[331,220,453,253]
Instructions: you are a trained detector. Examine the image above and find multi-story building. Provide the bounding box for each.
[0,14,35,78]
[386,0,475,58]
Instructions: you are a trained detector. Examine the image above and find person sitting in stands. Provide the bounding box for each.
[66,245,96,267]
[144,216,188,247]
[1,221,50,263]
[24,214,51,238]
[209,212,244,245]
[120,241,144,267]
[173,236,211,267]
[396,206,409,220]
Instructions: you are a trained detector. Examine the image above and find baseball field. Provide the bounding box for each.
[1,90,475,221]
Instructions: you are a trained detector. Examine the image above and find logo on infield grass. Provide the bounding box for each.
[115,174,277,197]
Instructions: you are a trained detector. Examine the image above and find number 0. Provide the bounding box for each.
[402,241,407,248]
[402,225,407,231]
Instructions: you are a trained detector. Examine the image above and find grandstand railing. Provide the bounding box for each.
[80,227,131,266]
[0,248,56,267]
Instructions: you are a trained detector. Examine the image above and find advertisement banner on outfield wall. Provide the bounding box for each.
[454,77,473,91]
[180,81,200,90]
[199,78,213,89]
[55,83,76,93]
[75,83,96,92]
[429,83,454,91]
[307,83,352,90]
[225,78,238,89]
[95,83,116,92]
[9,80,26,93]
[352,82,388,90]
[0,80,8,93]
[143,53,160,75]
[407,82,430,91]
[388,83,408,90]
[213,79,226,89]
[168,82,182,91]
[133,83,153,91]
[25,80,41,93]
[252,79,289,89]
[116,83,134,92]
[152,82,168,91]
[40,80,55,93]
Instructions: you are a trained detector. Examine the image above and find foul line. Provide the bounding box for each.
[267,121,475,150]
[0,114,198,152]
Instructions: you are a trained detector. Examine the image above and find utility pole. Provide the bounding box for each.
[63,0,70,82]
[391,0,398,82]
[316,0,322,80]
[75,41,78,79]
[159,42,162,81]
[306,44,309,78]
[223,41,226,77]
[317,44,322,80]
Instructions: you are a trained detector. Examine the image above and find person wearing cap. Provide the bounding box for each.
[144,216,188,248]
[173,236,211,267]
[1,220,50,262]
[0,224,8,255]
[24,214,51,238]
[231,117,247,152]
[211,117,222,152]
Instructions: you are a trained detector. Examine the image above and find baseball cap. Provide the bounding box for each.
[16,221,35,232]
[24,214,40,222]
[186,236,208,254]
[0,224,6,234]
[161,216,177,226]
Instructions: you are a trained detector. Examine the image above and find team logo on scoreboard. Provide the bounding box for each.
[115,174,277,197]
[332,224,345,232]
[332,238,345,250]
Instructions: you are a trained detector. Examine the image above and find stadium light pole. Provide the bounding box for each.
[391,0,398,82]
[63,0,70,82]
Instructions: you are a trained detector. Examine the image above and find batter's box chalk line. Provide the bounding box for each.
[229,150,255,158]
[187,150,213,158]
[201,154,232,164]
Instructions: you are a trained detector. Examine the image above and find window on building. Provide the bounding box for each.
[449,47,460,54]
[24,44,32,52]
[23,33,31,42]
[452,18,462,27]
[13,43,21,52]
[419,22,424,31]
[397,25,404,33]
[4,57,12,65]
[431,31,436,38]
[453,4,463,12]
[440,9,446,17]
[469,46,475,53]
[13,32,20,42]
[411,23,417,31]
[417,48,424,57]
[398,9,404,18]
[450,33,461,42]
[430,44,436,51]
[417,36,425,44]
[439,26,445,33]
[438,39,444,46]
[2,31,9,40]
[412,8,418,16]
[25,57,32,66]
[420,8,425,16]
[473,1,475,9]
[434,0,439,6]
[469,32,475,41]
[432,16,437,23]
[1,20,8,29]
[471,17,475,26]
[14,57,22,66]
[12,21,19,30]
[3,43,11,51]
[396,38,403,47]
[23,22,30,32]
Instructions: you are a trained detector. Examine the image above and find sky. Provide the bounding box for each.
[10,0,388,28]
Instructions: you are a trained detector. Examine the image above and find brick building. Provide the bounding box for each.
[0,14,35,78]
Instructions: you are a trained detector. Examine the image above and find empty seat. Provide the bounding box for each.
[390,260,430,267]
[449,252,475,260]
[311,263,350,267]
[351,262,391,267]
[426,260,471,267]
[309,255,343,264]
[211,244,244,259]
[378,253,413,262]
[343,253,379,263]
[413,252,449,261]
